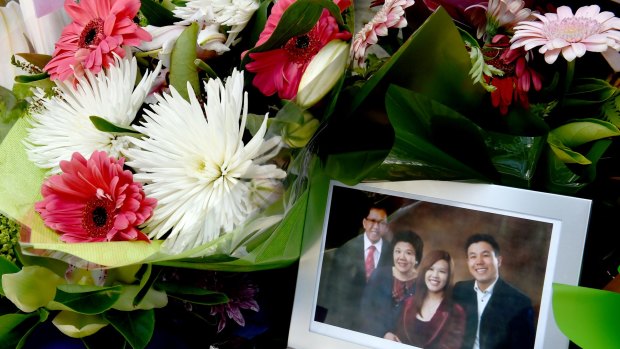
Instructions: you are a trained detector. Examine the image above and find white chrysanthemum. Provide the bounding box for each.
[174,0,259,47]
[511,5,620,64]
[126,69,286,254]
[24,56,162,173]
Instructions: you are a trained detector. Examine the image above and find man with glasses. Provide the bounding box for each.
[323,202,392,331]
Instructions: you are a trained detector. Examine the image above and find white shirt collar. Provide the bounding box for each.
[363,233,382,251]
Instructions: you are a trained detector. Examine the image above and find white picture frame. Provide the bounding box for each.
[287,180,592,349]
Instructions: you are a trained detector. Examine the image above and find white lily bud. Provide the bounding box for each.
[0,1,29,90]
[296,40,350,109]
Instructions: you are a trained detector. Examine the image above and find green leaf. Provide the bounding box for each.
[111,285,167,311]
[169,22,199,101]
[139,0,179,26]
[14,73,49,83]
[0,313,40,349]
[247,0,273,47]
[0,256,19,295]
[484,132,545,188]
[49,284,123,315]
[156,282,228,305]
[564,78,618,106]
[553,283,620,349]
[132,264,156,307]
[246,0,341,55]
[2,265,64,313]
[15,53,51,70]
[363,85,497,182]
[52,311,108,339]
[550,119,620,147]
[103,309,154,349]
[89,116,140,134]
[346,7,483,117]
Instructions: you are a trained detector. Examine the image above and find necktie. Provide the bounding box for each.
[365,245,377,281]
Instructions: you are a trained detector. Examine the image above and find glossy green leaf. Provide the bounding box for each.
[52,311,108,339]
[364,85,497,182]
[564,78,618,106]
[550,119,620,147]
[247,0,273,46]
[156,282,228,305]
[0,313,40,349]
[139,0,179,26]
[103,309,154,349]
[483,132,545,188]
[14,72,49,83]
[547,133,592,165]
[0,256,19,295]
[89,116,140,134]
[2,265,63,312]
[111,285,168,311]
[246,0,341,55]
[347,7,483,117]
[49,284,123,315]
[553,283,620,349]
[544,150,586,195]
[169,22,199,101]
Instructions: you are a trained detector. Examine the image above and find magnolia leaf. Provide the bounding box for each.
[247,0,272,46]
[547,133,592,165]
[169,22,199,101]
[139,0,179,26]
[0,256,19,295]
[103,309,154,349]
[545,151,586,195]
[484,132,545,188]
[283,118,320,148]
[2,265,64,313]
[89,116,140,134]
[48,284,123,315]
[550,119,620,147]
[15,53,51,70]
[0,313,40,349]
[553,283,620,349]
[52,311,108,339]
[111,285,167,311]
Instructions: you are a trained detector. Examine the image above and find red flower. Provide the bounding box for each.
[44,0,151,82]
[35,151,156,243]
[245,0,351,100]
[485,34,542,115]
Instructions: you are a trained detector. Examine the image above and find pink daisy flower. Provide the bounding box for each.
[35,151,156,243]
[510,5,620,64]
[44,0,152,82]
[351,0,415,69]
[245,0,351,100]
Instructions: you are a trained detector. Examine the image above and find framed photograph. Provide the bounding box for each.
[287,180,592,349]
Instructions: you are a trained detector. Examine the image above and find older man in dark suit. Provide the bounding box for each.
[453,233,535,349]
[322,202,393,332]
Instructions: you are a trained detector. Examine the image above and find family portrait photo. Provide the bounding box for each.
[313,182,553,349]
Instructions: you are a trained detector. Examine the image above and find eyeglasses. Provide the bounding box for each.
[365,217,387,226]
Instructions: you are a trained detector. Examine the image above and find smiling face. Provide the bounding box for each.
[425,259,449,293]
[362,208,387,243]
[467,241,502,291]
[393,241,416,276]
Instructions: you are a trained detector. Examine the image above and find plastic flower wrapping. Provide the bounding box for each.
[1,0,620,347]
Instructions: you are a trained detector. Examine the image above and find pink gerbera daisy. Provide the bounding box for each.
[245,0,351,99]
[351,0,415,69]
[510,5,620,64]
[35,151,156,243]
[44,0,151,82]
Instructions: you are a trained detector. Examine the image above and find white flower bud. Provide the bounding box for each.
[296,40,349,109]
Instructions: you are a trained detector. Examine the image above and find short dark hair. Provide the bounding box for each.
[465,233,500,256]
[392,230,424,266]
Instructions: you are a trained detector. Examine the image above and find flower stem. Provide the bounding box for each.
[561,59,576,106]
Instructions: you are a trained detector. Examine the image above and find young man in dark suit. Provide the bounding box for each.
[453,234,535,349]
[323,202,393,331]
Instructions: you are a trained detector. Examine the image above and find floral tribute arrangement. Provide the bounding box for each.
[1,0,620,347]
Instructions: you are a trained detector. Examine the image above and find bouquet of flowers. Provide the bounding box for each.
[1,0,620,347]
